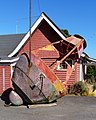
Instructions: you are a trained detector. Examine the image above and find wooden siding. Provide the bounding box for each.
[19,28,60,58]
[54,69,76,86]
[18,24,81,88]
[42,58,57,68]
[42,58,81,87]
[75,63,80,82]
[19,40,30,55]
[33,50,59,58]
[0,15,82,94]
[31,29,51,50]
[0,65,11,93]
[0,67,2,93]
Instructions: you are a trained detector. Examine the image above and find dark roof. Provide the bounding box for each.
[82,52,96,63]
[0,33,25,56]
[42,12,68,38]
[74,34,87,48]
[0,12,87,59]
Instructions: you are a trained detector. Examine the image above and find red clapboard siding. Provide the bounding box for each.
[67,71,76,86]
[19,27,60,58]
[75,63,80,82]
[54,70,66,82]
[34,50,59,58]
[42,58,58,68]
[19,40,30,55]
[31,29,51,50]
[18,22,81,88]
[0,67,2,93]
[55,70,76,86]
[0,66,11,94]
[4,66,11,90]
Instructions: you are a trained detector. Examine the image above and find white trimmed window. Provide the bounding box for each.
[57,59,73,70]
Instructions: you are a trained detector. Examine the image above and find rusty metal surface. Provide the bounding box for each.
[66,36,82,45]
[12,53,58,104]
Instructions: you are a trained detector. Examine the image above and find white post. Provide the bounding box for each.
[80,63,84,81]
[2,68,5,91]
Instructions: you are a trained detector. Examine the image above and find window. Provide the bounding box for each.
[57,59,73,70]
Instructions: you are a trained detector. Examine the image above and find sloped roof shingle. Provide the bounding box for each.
[0,33,25,56]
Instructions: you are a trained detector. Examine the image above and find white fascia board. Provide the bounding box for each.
[42,13,66,40]
[0,57,19,63]
[8,13,66,57]
[8,15,44,57]
[87,57,96,62]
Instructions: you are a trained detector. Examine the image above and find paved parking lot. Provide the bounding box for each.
[0,96,96,120]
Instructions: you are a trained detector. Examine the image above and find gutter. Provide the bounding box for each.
[0,56,19,63]
[82,53,96,63]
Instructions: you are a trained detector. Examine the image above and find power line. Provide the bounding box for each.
[0,15,39,25]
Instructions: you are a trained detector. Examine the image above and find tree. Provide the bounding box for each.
[85,65,96,83]
[61,29,71,37]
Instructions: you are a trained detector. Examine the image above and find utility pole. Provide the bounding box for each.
[29,0,32,60]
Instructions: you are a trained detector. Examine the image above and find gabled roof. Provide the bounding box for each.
[0,33,25,56]
[0,12,86,63]
[8,12,67,57]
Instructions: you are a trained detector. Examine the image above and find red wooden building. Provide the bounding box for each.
[0,12,87,94]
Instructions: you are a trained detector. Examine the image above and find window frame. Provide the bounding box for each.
[57,59,74,70]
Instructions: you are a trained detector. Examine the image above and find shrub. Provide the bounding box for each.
[93,83,96,92]
[85,65,96,84]
[68,81,89,96]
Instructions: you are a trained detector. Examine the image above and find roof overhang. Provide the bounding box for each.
[0,56,19,63]
[81,53,96,63]
[8,12,67,57]
[7,12,87,61]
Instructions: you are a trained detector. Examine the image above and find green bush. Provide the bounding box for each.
[85,65,96,84]
[93,83,96,92]
[68,81,89,96]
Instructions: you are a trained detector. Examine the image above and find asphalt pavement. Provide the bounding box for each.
[0,96,96,120]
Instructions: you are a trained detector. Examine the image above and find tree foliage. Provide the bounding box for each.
[68,81,89,96]
[85,65,96,83]
[61,29,71,37]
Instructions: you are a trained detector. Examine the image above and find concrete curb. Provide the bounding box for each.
[10,102,57,108]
